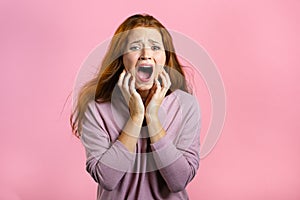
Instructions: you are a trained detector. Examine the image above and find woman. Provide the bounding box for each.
[70,14,201,200]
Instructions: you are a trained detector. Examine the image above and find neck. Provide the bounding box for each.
[137,89,150,103]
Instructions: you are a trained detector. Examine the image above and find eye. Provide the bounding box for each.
[129,46,141,51]
[151,45,161,51]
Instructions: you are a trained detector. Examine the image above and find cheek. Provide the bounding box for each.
[154,53,166,75]
[123,53,139,71]
[154,52,166,65]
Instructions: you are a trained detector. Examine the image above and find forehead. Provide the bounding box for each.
[127,27,163,42]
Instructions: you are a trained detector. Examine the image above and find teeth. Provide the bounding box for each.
[139,65,152,68]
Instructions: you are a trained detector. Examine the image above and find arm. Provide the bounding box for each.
[82,71,144,190]
[81,101,137,191]
[118,115,143,152]
[147,95,201,192]
[144,69,201,192]
[117,70,145,152]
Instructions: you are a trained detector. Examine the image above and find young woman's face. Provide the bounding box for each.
[122,27,166,91]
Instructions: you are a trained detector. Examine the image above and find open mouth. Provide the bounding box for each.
[136,65,153,81]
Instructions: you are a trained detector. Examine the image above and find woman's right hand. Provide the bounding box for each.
[118,70,144,123]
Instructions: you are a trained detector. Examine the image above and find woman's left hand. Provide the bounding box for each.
[145,68,171,120]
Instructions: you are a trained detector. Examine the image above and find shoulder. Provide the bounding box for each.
[172,89,199,108]
[172,89,194,99]
[163,89,200,118]
[174,89,200,118]
[84,100,111,119]
[82,100,116,132]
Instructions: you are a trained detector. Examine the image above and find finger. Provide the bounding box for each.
[162,69,171,89]
[155,78,161,93]
[160,72,170,98]
[118,70,131,105]
[164,69,171,86]
[129,76,136,95]
[158,73,168,97]
[158,73,169,98]
[159,71,168,89]
[123,72,131,91]
[118,70,126,88]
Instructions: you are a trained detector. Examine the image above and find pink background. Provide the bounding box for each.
[1,0,299,199]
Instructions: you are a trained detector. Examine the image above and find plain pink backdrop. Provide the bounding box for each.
[1,0,299,199]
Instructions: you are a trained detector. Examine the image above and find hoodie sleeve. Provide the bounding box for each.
[80,101,135,191]
[150,94,201,192]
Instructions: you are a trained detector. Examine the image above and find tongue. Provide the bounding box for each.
[137,70,151,80]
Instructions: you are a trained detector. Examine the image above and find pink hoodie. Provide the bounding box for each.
[80,89,201,200]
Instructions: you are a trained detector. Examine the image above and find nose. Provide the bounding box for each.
[138,47,152,60]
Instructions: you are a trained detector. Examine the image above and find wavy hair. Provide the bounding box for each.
[70,14,190,137]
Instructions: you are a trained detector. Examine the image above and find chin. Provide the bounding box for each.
[135,82,153,91]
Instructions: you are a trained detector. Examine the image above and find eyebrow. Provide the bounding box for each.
[129,39,161,45]
[149,39,161,44]
[129,40,142,45]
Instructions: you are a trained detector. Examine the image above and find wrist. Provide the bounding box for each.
[145,103,159,119]
[145,113,158,124]
[146,116,162,137]
[123,116,143,138]
[118,133,137,152]
[150,129,166,143]
[131,114,144,125]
